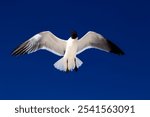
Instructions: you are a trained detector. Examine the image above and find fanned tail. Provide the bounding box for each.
[75,57,83,69]
[54,57,83,72]
[54,57,66,72]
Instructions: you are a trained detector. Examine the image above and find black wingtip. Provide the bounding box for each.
[107,40,125,56]
[11,48,27,56]
[11,41,30,56]
[11,50,27,56]
[11,52,16,56]
[110,49,125,56]
[11,49,19,56]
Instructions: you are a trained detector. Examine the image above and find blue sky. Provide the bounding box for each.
[0,0,150,99]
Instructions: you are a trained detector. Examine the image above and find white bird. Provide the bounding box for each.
[12,31,124,72]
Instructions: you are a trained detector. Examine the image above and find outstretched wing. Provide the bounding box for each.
[12,31,67,56]
[77,31,124,55]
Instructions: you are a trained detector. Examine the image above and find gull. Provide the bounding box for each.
[12,31,124,72]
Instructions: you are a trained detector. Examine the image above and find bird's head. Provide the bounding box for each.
[71,31,78,39]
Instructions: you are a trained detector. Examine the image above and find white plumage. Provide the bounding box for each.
[12,31,124,72]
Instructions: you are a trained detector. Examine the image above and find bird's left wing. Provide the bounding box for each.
[12,31,67,56]
[77,31,124,55]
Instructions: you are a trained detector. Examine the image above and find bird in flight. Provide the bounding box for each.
[12,31,124,72]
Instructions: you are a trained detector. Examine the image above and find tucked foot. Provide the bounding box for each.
[74,58,78,72]
[66,67,70,73]
[74,66,78,72]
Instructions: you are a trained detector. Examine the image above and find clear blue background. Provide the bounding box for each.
[0,0,150,99]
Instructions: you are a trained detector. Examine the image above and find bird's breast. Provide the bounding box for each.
[64,39,78,58]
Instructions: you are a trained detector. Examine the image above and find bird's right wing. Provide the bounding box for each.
[12,31,67,56]
[77,31,124,55]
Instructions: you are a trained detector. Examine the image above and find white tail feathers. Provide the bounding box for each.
[54,57,83,72]
[54,57,66,71]
[75,57,83,68]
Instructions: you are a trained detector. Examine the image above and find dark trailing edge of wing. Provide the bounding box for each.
[107,39,125,55]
